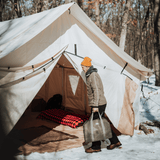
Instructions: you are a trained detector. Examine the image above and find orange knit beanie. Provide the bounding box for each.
[81,57,92,67]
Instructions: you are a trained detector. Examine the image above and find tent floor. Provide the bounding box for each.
[3,107,86,155]
[1,108,110,157]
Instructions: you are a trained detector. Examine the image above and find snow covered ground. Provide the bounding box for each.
[16,75,160,160]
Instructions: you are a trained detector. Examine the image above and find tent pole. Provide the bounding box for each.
[65,51,132,80]
[121,62,128,74]
[120,62,132,80]
[65,51,83,59]
[74,44,77,56]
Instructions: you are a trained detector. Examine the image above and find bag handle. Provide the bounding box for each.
[89,110,103,121]
[90,111,106,141]
[97,111,106,140]
[90,112,94,141]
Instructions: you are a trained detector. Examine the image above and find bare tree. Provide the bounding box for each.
[65,0,78,4]
[9,0,22,17]
[119,0,131,51]
[153,0,160,86]
[43,0,49,10]
[95,0,100,27]
[13,0,22,17]
[37,0,44,13]
[0,0,5,21]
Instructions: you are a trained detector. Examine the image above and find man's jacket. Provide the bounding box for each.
[86,66,107,107]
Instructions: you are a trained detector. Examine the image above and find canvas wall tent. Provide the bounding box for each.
[0,2,153,148]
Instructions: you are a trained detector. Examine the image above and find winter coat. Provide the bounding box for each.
[85,66,107,107]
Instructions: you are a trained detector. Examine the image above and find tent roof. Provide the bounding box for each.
[0,2,153,80]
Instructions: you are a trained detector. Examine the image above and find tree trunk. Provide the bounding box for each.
[65,0,78,4]
[0,0,5,21]
[95,0,100,28]
[13,0,22,17]
[43,0,49,10]
[37,0,44,13]
[154,0,160,86]
[119,0,131,51]
[76,0,83,8]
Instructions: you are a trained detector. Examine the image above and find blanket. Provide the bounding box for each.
[37,109,89,128]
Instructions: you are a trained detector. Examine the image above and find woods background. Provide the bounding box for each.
[0,0,160,85]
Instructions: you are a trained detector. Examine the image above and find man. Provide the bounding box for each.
[81,57,122,153]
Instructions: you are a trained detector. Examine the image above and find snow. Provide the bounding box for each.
[15,75,160,160]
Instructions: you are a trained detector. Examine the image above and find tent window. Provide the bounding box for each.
[69,75,80,95]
